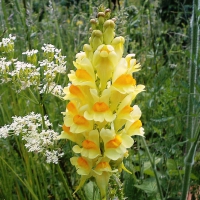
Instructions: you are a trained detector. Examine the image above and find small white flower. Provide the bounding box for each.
[42,44,56,53]
[22,49,38,56]
[0,34,15,48]
[40,82,65,97]
[0,125,10,138]
[45,150,64,164]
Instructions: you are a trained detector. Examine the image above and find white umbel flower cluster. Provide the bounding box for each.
[40,82,65,97]
[22,49,38,56]
[0,34,16,51]
[9,61,40,92]
[0,112,63,163]
[45,150,64,164]
[0,57,12,83]
[0,36,66,97]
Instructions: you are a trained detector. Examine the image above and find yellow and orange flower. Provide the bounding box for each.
[70,156,92,175]
[73,130,101,159]
[58,7,145,198]
[84,89,116,122]
[64,101,93,133]
[100,127,134,160]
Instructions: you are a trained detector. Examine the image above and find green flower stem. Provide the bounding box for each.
[141,137,164,200]
[56,164,74,200]
[0,155,39,200]
[137,138,144,181]
[181,131,200,200]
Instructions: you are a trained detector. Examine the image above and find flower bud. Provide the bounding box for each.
[103,20,115,44]
[111,36,125,59]
[83,44,93,61]
[90,30,103,51]
[90,19,97,30]
[111,18,117,22]
[97,12,105,25]
[105,9,111,19]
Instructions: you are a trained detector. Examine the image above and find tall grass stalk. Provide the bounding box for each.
[182,0,200,199]
[1,0,10,31]
[187,0,200,149]
[0,155,39,200]
[141,137,164,200]
[56,165,74,200]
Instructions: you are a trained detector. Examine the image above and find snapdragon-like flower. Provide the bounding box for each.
[58,7,145,199]
[0,112,63,163]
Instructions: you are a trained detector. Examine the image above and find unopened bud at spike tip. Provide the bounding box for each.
[105,8,111,19]
[90,30,103,51]
[111,18,117,22]
[103,20,115,44]
[98,12,105,24]
[90,19,97,30]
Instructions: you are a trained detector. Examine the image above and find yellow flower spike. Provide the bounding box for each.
[100,128,134,160]
[73,130,101,159]
[103,20,115,44]
[58,6,145,196]
[90,30,103,51]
